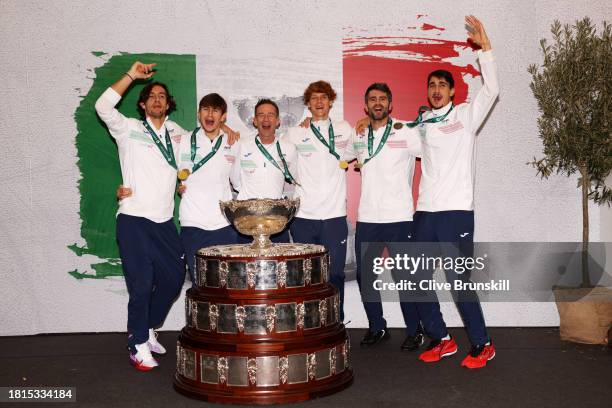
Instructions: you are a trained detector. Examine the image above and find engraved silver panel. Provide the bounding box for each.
[218,357,228,384]
[196,257,207,286]
[189,298,196,327]
[200,354,219,384]
[275,303,297,333]
[297,303,305,329]
[247,358,257,385]
[196,301,210,331]
[330,348,337,375]
[254,260,277,289]
[279,356,289,384]
[304,259,312,285]
[335,345,345,373]
[218,304,238,333]
[205,259,220,287]
[333,294,340,323]
[322,254,329,282]
[277,261,287,287]
[344,337,350,369]
[326,297,334,325]
[199,242,325,258]
[246,262,256,289]
[219,261,229,288]
[285,259,304,287]
[184,348,197,381]
[210,304,218,331]
[307,353,316,380]
[227,356,248,387]
[287,353,308,384]
[304,300,321,330]
[319,299,328,327]
[227,261,248,289]
[315,349,331,379]
[256,356,280,386]
[236,306,246,332]
[310,256,323,284]
[265,305,276,333]
[176,343,183,375]
[244,305,267,335]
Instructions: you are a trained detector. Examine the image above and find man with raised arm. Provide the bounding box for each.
[353,83,423,349]
[95,61,185,371]
[413,15,500,369]
[285,81,355,321]
[230,99,298,243]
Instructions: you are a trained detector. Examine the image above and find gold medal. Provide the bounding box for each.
[177,168,191,181]
[339,160,349,169]
[393,122,404,130]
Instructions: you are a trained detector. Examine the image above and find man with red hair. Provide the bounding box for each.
[285,81,355,321]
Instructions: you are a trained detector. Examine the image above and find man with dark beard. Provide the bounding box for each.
[353,83,423,349]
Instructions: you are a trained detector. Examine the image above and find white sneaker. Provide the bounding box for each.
[129,342,158,371]
[147,329,167,355]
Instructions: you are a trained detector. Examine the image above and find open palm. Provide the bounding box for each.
[465,15,491,51]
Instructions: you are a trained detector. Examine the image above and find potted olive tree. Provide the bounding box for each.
[528,17,612,344]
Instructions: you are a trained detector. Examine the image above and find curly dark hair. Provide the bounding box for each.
[136,82,177,118]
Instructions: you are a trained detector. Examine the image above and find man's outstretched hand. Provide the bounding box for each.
[465,15,491,51]
[127,61,157,80]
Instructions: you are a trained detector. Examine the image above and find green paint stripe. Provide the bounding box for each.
[71,52,197,279]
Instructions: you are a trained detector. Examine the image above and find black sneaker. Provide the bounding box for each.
[401,329,425,351]
[360,328,390,346]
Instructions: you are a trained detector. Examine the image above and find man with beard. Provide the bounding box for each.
[285,81,355,321]
[352,83,423,348]
[95,61,185,370]
[412,15,499,369]
[231,99,298,243]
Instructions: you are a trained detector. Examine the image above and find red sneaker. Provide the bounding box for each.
[418,337,458,363]
[461,342,495,369]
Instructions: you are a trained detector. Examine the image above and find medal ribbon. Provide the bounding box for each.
[143,121,177,169]
[363,118,393,166]
[255,136,298,185]
[309,121,340,160]
[190,127,223,173]
[406,104,455,128]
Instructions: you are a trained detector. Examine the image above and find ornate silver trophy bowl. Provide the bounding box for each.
[220,198,299,250]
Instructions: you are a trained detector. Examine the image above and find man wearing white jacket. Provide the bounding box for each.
[95,61,185,371]
[353,83,423,348]
[285,81,355,321]
[231,99,298,243]
[414,16,500,369]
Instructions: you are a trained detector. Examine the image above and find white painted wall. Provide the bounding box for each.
[1,0,610,336]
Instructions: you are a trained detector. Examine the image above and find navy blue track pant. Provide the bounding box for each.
[355,221,420,334]
[412,210,489,346]
[290,216,348,321]
[116,214,185,350]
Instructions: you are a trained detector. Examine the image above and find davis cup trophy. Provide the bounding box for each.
[174,198,353,404]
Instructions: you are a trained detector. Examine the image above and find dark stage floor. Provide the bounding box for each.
[1,328,610,407]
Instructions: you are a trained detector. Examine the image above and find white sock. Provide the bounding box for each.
[442,334,451,341]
